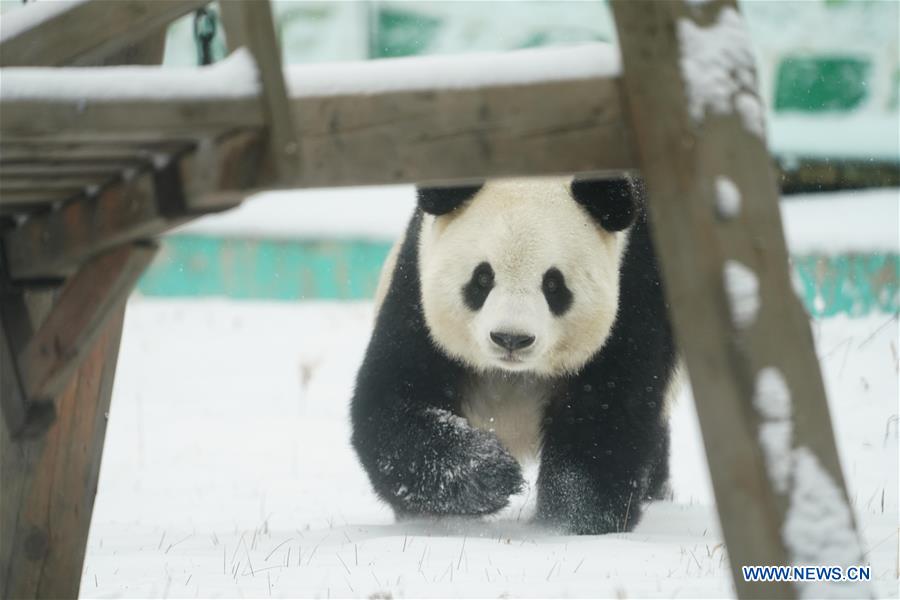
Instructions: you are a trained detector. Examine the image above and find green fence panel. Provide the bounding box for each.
[774,56,871,112]
[138,236,899,318]
[137,236,392,301]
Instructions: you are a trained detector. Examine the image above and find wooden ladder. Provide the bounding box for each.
[0,1,869,597]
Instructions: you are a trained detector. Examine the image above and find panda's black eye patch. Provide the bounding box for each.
[463,262,494,311]
[542,267,573,316]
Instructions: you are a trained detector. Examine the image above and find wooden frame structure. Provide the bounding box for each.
[0,1,869,598]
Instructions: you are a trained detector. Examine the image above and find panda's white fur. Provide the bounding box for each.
[382,178,628,376]
[375,177,631,462]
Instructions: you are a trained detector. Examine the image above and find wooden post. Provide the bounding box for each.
[611,1,868,598]
[1,309,125,598]
[219,0,300,183]
[1,30,170,599]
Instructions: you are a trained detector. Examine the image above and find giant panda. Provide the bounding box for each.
[351,176,677,535]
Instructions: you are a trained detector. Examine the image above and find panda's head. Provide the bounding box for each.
[418,176,640,377]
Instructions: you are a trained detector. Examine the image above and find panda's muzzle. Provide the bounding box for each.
[490,331,536,352]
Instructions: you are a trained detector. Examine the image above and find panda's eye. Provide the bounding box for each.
[542,267,573,316]
[463,262,494,311]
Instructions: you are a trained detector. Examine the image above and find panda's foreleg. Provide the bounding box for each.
[535,399,666,534]
[352,399,524,518]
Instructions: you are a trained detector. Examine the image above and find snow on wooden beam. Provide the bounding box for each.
[0,0,208,67]
[0,44,637,188]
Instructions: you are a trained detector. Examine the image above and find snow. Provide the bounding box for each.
[771,114,900,161]
[780,188,900,254]
[80,300,898,598]
[754,368,791,421]
[783,447,868,599]
[177,185,900,253]
[0,49,260,101]
[677,7,766,138]
[285,42,620,97]
[0,42,619,101]
[715,176,741,219]
[753,368,793,493]
[172,185,416,241]
[0,0,91,42]
[723,260,760,329]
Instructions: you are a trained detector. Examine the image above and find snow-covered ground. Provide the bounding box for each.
[81,298,897,598]
[80,186,899,598]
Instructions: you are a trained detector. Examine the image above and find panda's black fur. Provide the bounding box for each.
[350,177,676,534]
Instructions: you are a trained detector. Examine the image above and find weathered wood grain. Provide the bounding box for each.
[1,308,125,598]
[0,75,635,192]
[612,1,865,598]
[2,132,249,280]
[219,0,300,181]
[18,243,156,403]
[0,0,207,67]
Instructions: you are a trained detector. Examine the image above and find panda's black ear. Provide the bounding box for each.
[570,176,642,232]
[417,184,483,216]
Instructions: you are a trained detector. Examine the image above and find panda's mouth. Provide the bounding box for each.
[495,351,533,369]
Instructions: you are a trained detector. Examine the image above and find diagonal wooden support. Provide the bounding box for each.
[219,0,300,183]
[1,242,156,439]
[611,1,869,598]
[18,243,156,407]
[0,0,208,67]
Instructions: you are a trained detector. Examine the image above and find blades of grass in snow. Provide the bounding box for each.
[336,553,351,575]
[264,538,293,562]
[573,557,585,573]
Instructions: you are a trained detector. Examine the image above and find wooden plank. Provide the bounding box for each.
[219,0,300,182]
[0,0,207,67]
[1,176,109,191]
[0,141,189,163]
[2,132,250,280]
[0,162,138,178]
[0,77,636,187]
[0,190,78,212]
[611,1,867,598]
[1,307,125,598]
[0,283,55,440]
[18,243,156,403]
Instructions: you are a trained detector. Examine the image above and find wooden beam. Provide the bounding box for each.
[0,141,190,164]
[611,1,867,598]
[2,175,164,280]
[1,132,253,280]
[1,308,125,598]
[0,0,207,67]
[219,0,300,182]
[18,243,156,405]
[0,77,635,187]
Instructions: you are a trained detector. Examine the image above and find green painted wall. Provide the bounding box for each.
[138,235,899,318]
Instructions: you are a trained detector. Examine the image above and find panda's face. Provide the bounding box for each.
[419,177,632,377]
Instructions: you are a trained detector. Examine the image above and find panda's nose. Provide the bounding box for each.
[490,331,536,352]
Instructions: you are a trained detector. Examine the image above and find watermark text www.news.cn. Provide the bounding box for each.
[742,565,871,583]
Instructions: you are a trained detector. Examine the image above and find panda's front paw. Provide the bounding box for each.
[387,422,524,517]
[452,427,525,514]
